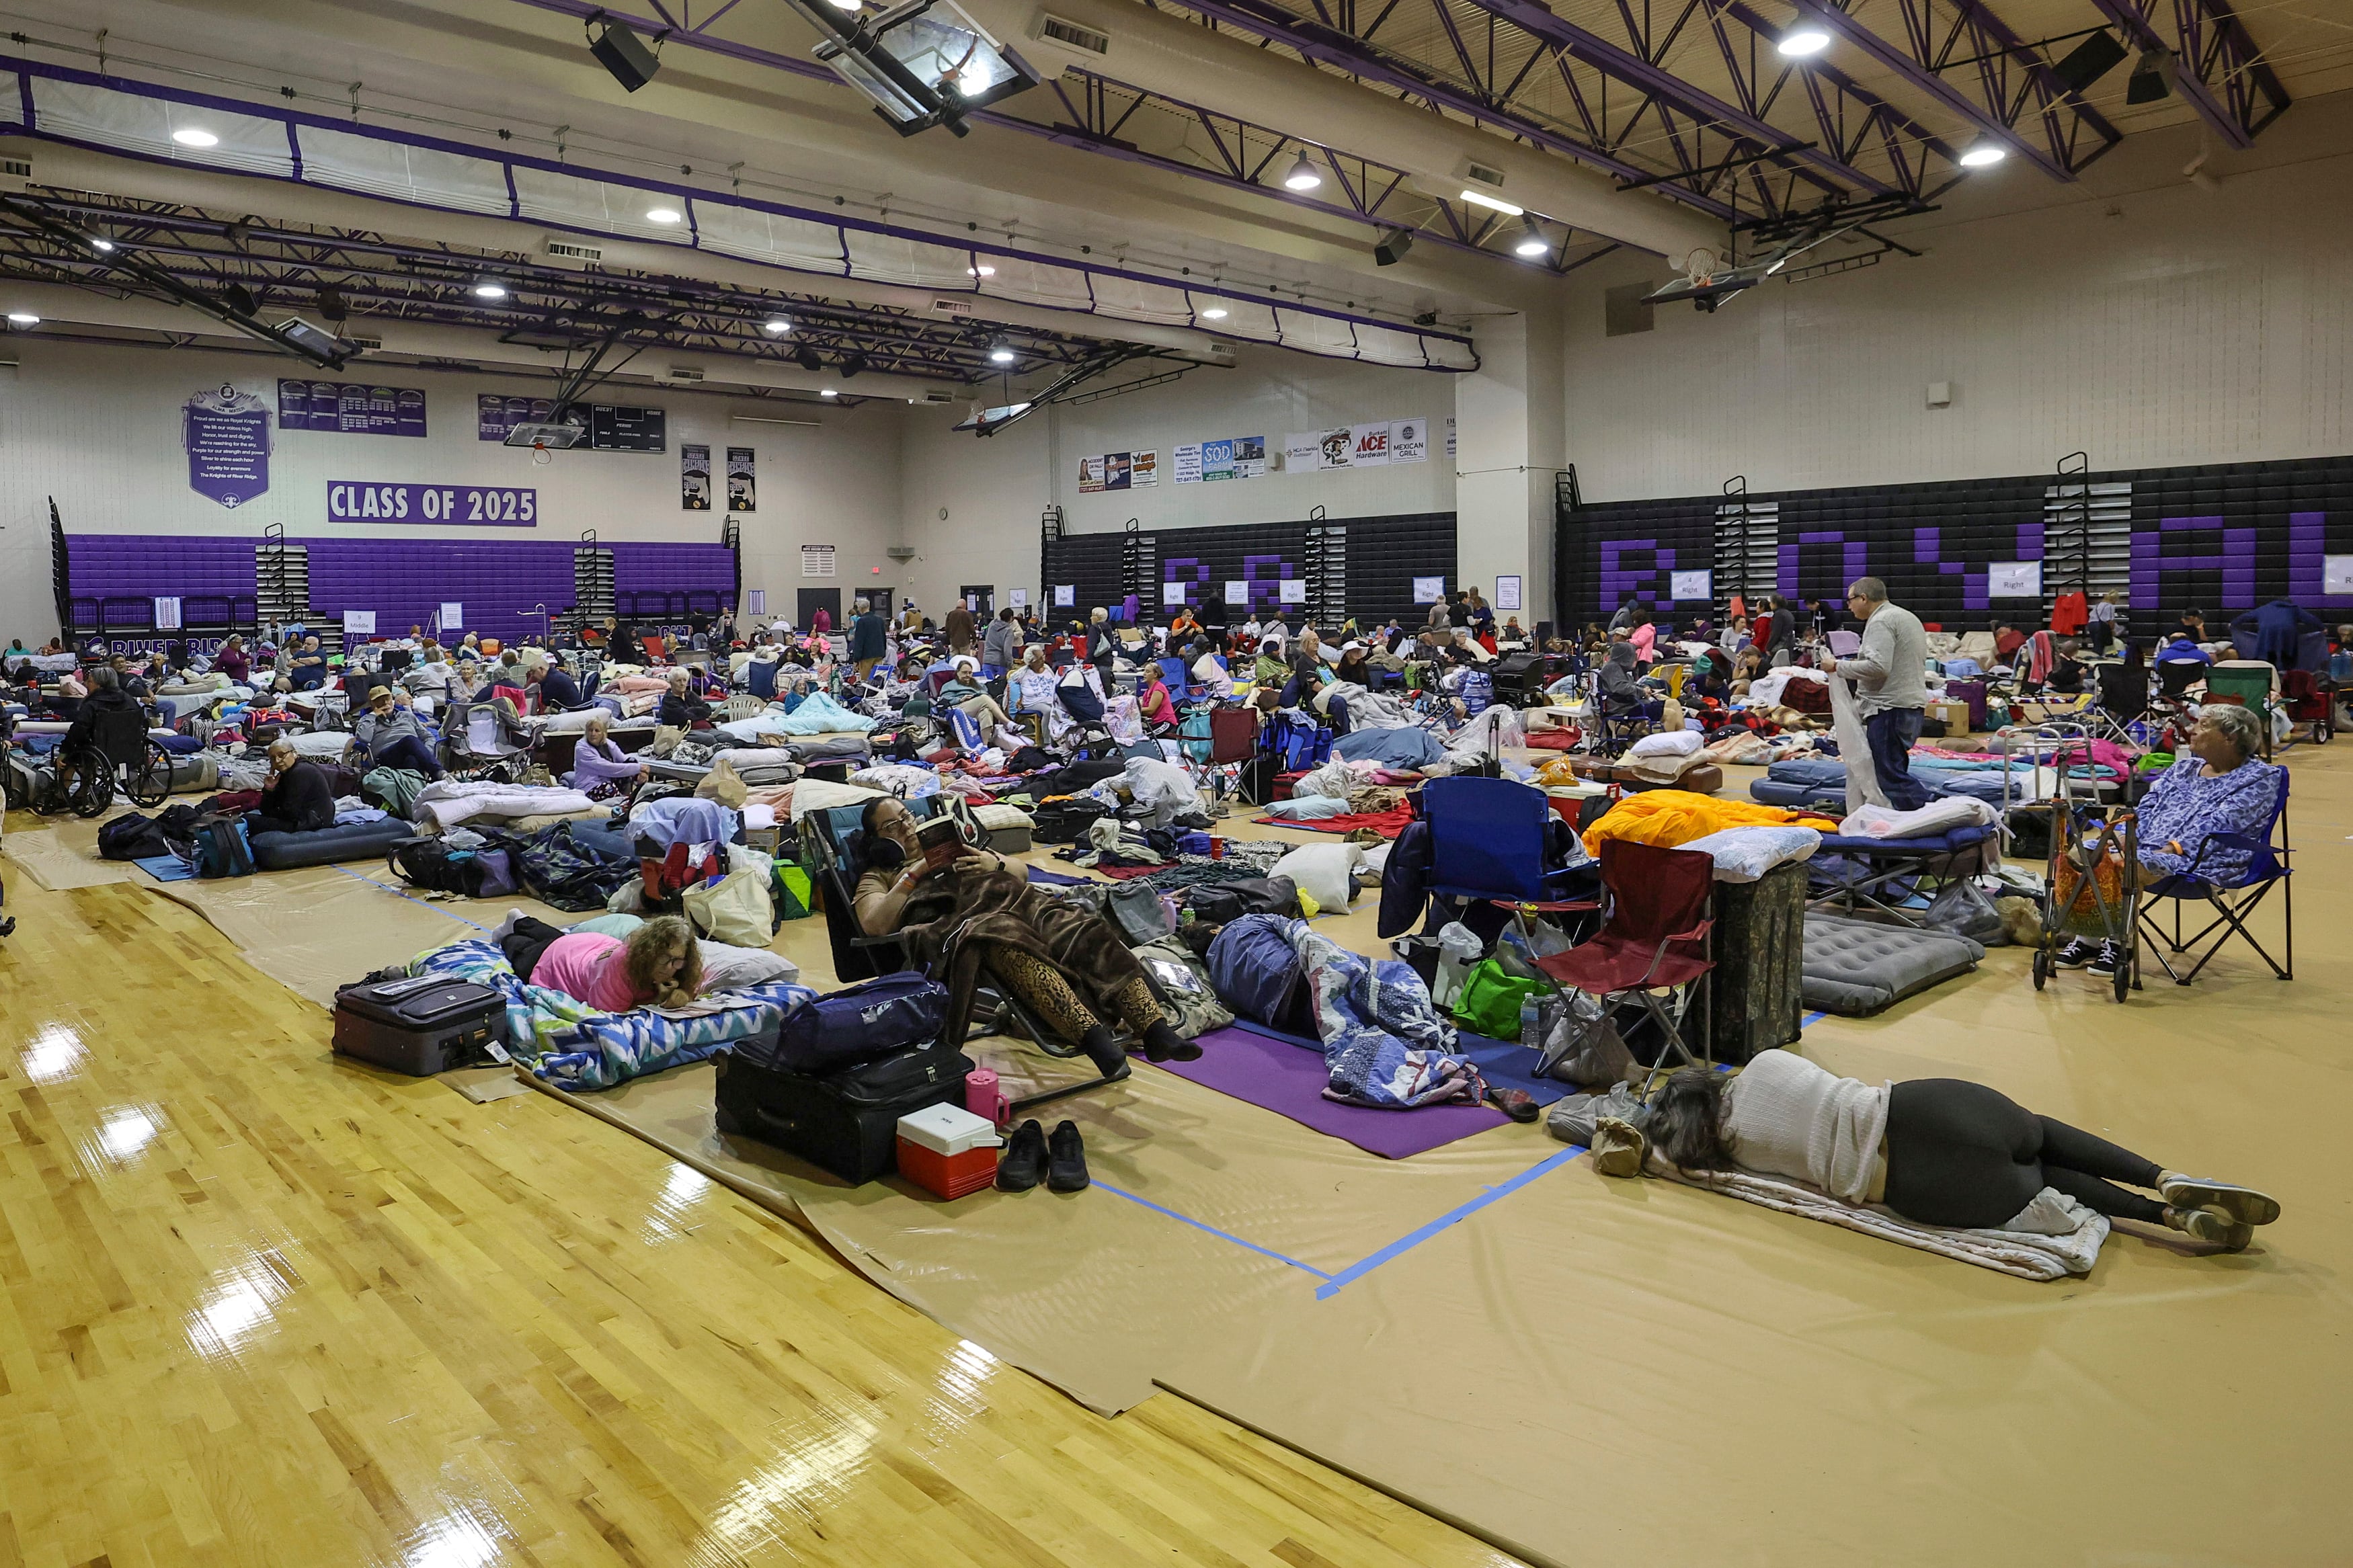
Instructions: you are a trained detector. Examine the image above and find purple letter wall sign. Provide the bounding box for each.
[184,386,272,509]
[2128,516,2257,612]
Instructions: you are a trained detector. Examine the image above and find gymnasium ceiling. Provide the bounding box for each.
[0,0,2338,400]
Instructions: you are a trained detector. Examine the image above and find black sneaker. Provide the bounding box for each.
[996,1120,1047,1192]
[2085,941,2123,977]
[2050,938,2098,969]
[1046,1119,1090,1192]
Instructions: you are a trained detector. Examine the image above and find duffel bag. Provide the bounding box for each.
[714,1038,971,1183]
[388,836,493,897]
[97,811,173,862]
[770,972,949,1075]
[1186,874,1298,926]
[1031,796,1113,844]
[1130,936,1234,1040]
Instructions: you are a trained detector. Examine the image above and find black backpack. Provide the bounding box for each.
[97,813,174,862]
[388,837,489,897]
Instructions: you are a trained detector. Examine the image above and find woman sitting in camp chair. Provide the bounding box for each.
[852,797,1198,1074]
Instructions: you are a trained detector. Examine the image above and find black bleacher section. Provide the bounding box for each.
[1560,454,2353,636]
[1042,512,1455,628]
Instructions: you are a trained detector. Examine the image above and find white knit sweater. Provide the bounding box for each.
[1721,1050,1889,1204]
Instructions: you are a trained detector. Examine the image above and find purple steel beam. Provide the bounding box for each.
[1717,0,1960,177]
[1784,0,2118,181]
[1123,0,1744,218]
[2086,0,2289,150]
[1453,0,1886,197]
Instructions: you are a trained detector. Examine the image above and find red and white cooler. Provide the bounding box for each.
[895,1104,1004,1199]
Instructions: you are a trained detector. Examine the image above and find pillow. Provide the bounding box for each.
[1679,825,1822,882]
[1271,841,1365,910]
[697,940,800,992]
[573,912,644,939]
[1628,728,1703,759]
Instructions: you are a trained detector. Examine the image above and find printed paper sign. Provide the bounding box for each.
[1349,424,1392,466]
[343,610,377,634]
[1445,416,1457,458]
[1413,576,1446,604]
[1988,561,2042,598]
[1283,432,1320,469]
[1162,582,1187,606]
[1670,570,1712,602]
[801,544,836,577]
[1224,581,1249,605]
[1200,438,1235,481]
[1279,578,1307,602]
[1391,417,1428,464]
[2325,556,2353,595]
[1234,436,1267,479]
[1496,576,1522,612]
[1130,450,1159,487]
[1172,444,1203,484]
[1054,585,1076,607]
[1009,589,1027,608]
[154,596,182,631]
[438,602,465,630]
[328,482,536,526]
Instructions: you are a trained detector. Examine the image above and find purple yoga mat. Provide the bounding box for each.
[1157,1026,1507,1159]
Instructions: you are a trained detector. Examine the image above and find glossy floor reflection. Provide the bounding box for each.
[0,815,1522,1568]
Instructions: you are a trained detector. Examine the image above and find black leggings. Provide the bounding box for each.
[500,915,567,985]
[1882,1079,2166,1229]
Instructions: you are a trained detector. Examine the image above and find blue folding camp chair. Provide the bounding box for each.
[2136,765,2292,984]
[1158,655,1202,700]
[1421,776,1600,974]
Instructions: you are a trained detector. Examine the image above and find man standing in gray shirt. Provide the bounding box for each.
[1819,576,1931,810]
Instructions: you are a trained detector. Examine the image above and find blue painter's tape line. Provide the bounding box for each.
[1314,1145,1585,1300]
[1093,1180,1334,1281]
[1802,1009,1829,1027]
[329,864,491,934]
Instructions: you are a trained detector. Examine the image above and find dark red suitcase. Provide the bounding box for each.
[331,975,510,1075]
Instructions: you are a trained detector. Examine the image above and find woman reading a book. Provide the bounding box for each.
[852,797,1198,1073]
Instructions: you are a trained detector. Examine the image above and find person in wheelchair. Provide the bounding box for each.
[52,665,145,800]
[1596,636,1661,720]
[850,797,1199,1074]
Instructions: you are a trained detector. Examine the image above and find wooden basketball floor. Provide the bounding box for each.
[2,744,2347,1565]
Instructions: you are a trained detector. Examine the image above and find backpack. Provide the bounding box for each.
[97,812,174,862]
[1129,936,1234,1040]
[388,837,494,897]
[195,815,255,879]
[772,973,950,1075]
[1265,711,1332,771]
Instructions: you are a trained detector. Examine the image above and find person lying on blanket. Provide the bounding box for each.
[1648,1052,2280,1251]
[852,796,1199,1074]
[498,913,702,1012]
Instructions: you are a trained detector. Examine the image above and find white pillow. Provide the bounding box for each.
[1628,728,1703,759]
[1271,841,1365,910]
[696,940,800,992]
[1678,825,1821,882]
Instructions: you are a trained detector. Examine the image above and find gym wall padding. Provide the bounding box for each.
[1559,453,2353,635]
[67,534,736,646]
[1043,511,1455,626]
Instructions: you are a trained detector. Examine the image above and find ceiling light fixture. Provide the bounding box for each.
[86,234,116,253]
[762,317,792,335]
[1776,22,1832,57]
[1282,151,1322,192]
[471,278,509,299]
[988,338,1016,364]
[968,263,996,277]
[1513,216,1551,258]
[1462,189,1525,216]
[645,204,683,224]
[6,311,37,326]
[1957,140,2007,168]
[171,127,219,148]
[1197,303,1230,321]
[820,387,839,397]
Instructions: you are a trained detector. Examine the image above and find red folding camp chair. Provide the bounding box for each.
[640,633,670,665]
[1536,838,1715,1083]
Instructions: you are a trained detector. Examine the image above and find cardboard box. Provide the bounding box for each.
[1928,700,1970,733]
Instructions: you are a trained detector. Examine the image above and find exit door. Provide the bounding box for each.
[796,587,840,629]
[959,583,995,616]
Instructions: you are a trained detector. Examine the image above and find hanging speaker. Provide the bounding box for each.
[587,16,662,93]
[2051,30,2127,95]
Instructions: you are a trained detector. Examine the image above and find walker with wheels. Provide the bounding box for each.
[2032,797,2141,1003]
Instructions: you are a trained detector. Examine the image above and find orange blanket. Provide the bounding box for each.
[1582,789,1835,856]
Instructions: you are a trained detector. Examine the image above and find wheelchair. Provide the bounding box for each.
[43,706,170,817]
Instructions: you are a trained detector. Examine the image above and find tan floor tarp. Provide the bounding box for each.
[79,761,2353,1563]
[2,821,140,890]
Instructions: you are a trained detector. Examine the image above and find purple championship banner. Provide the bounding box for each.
[279,379,427,437]
[328,482,539,526]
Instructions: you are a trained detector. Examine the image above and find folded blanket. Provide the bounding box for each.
[414,780,596,829]
[721,692,876,737]
[1651,1157,2108,1280]
[1837,796,1999,840]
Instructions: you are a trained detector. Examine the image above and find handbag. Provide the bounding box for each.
[682,864,774,946]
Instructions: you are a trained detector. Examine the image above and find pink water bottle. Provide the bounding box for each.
[965,1065,1010,1128]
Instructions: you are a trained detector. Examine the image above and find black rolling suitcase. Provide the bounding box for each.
[713,1038,972,1183]
[331,975,510,1074]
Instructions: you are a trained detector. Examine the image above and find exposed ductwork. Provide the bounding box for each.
[961,0,1726,259]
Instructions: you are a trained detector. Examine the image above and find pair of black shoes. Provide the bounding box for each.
[997,1118,1088,1192]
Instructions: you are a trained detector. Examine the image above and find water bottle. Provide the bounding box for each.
[1519,999,1542,1051]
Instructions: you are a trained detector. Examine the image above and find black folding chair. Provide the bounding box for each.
[801,801,1130,1112]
